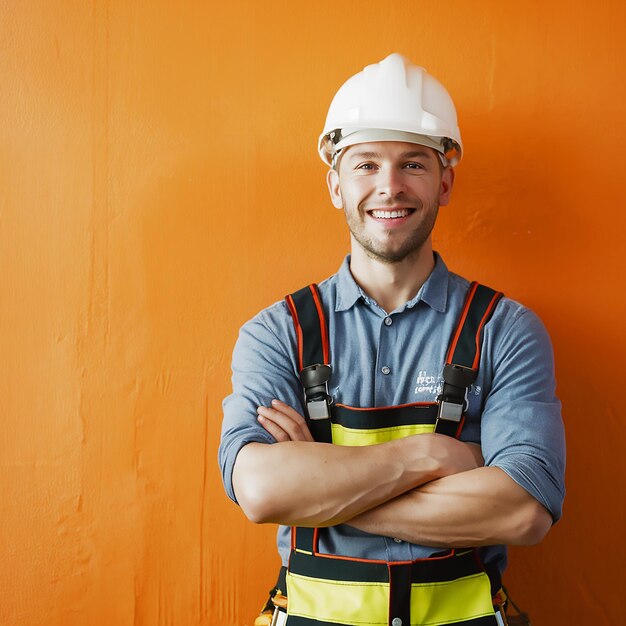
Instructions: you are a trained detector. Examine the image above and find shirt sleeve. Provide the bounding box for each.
[480,302,566,521]
[218,302,304,503]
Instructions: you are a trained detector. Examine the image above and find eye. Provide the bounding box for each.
[355,162,376,170]
[404,161,425,170]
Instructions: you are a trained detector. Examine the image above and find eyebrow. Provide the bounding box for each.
[347,149,435,161]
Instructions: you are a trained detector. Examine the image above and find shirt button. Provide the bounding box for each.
[384,316,392,326]
[392,619,403,626]
[393,537,403,543]
[381,366,391,375]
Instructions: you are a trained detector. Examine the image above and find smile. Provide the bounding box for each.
[369,209,414,219]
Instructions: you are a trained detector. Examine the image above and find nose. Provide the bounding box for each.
[376,165,406,197]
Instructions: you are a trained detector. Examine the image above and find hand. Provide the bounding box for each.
[257,400,314,442]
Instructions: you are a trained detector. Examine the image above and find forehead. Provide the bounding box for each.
[341,141,440,162]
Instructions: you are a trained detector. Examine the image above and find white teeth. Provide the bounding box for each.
[371,209,410,219]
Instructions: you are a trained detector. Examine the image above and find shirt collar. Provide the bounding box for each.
[334,252,449,313]
[415,252,449,312]
[335,255,362,311]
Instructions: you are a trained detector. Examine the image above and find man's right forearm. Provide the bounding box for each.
[232,434,481,527]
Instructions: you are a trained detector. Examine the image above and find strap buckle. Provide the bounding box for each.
[436,364,477,427]
[437,398,464,423]
[299,364,332,420]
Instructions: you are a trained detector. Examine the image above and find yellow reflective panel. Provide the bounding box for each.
[286,572,389,625]
[411,572,495,624]
[331,423,435,446]
[287,573,494,626]
[286,570,494,625]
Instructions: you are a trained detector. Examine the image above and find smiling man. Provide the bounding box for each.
[219,54,565,626]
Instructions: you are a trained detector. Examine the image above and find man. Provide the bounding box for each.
[219,53,565,626]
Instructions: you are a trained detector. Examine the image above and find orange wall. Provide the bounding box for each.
[1,1,624,624]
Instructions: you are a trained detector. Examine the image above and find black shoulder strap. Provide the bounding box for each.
[285,284,329,370]
[285,285,332,442]
[435,282,503,437]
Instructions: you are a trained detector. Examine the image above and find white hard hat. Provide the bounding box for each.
[318,53,463,167]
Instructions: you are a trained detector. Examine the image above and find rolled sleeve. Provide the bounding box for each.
[218,302,304,503]
[481,304,566,521]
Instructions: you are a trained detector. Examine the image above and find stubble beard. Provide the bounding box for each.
[345,199,439,265]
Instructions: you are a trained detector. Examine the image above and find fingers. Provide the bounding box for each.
[256,409,292,442]
[257,400,315,443]
[270,400,310,426]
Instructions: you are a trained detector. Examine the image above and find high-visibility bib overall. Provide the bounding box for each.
[280,281,504,626]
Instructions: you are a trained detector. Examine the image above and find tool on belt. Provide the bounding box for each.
[254,568,287,626]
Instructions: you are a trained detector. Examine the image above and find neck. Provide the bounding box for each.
[349,240,436,313]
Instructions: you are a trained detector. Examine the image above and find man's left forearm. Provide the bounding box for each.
[347,466,553,547]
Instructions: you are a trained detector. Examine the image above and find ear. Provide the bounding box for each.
[326,168,343,209]
[438,166,455,206]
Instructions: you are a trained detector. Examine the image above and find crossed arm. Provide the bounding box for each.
[232,400,553,547]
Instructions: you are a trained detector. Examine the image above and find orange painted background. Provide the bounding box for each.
[1,1,625,624]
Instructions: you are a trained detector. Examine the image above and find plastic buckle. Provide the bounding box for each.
[300,364,332,421]
[307,398,331,420]
[437,398,464,423]
[442,363,477,388]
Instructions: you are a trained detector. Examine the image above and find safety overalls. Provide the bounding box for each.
[272,281,504,626]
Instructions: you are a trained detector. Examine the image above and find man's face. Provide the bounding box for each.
[326,141,454,264]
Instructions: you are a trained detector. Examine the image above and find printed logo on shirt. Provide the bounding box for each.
[414,370,442,396]
[413,370,481,397]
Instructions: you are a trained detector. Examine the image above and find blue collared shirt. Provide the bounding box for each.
[219,254,565,574]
